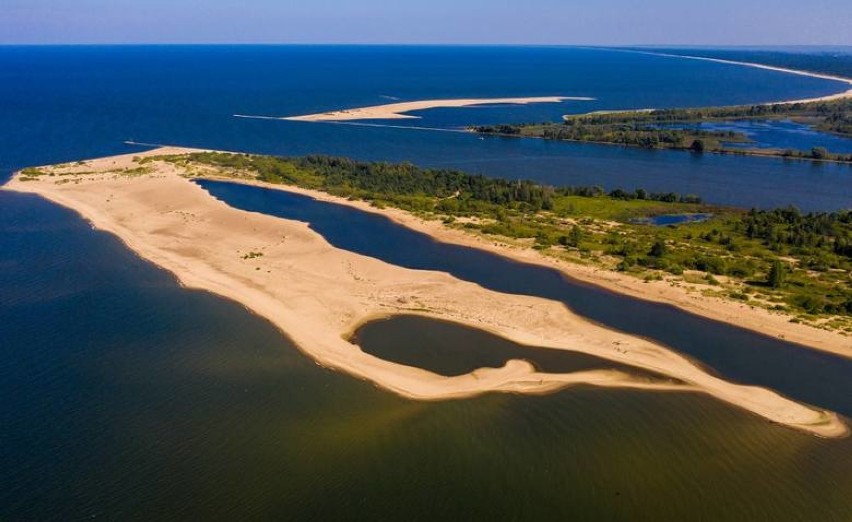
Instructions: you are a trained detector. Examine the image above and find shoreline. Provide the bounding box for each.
[4,148,847,439]
[614,49,852,105]
[566,49,852,121]
[280,96,593,122]
[213,175,852,361]
[275,51,852,125]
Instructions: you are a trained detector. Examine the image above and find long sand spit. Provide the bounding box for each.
[4,148,847,439]
[282,96,591,122]
[570,49,852,119]
[643,51,852,105]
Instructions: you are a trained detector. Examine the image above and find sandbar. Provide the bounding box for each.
[4,148,847,439]
[282,96,592,122]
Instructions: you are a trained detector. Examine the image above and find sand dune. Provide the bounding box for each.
[4,148,846,438]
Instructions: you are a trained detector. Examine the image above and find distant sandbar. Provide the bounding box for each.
[283,96,593,122]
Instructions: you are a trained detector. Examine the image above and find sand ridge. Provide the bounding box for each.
[4,148,847,438]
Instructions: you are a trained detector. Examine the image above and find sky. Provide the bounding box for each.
[3,0,852,46]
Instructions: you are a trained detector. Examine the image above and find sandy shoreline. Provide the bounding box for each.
[282,96,592,122]
[217,175,852,361]
[563,50,852,120]
[4,148,847,439]
[282,54,852,125]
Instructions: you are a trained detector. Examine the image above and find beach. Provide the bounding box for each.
[4,148,847,438]
[213,171,852,361]
[281,96,592,122]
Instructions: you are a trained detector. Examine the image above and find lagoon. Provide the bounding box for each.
[196,179,852,418]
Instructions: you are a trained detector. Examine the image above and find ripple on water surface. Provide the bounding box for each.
[3,190,852,520]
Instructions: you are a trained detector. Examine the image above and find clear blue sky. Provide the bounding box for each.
[4,0,852,46]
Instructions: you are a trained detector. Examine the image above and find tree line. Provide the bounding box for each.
[188,152,702,211]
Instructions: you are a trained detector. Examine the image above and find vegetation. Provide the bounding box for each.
[163,152,852,331]
[767,259,786,289]
[475,122,751,151]
[472,98,852,162]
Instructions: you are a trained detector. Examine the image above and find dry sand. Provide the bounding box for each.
[4,148,847,439]
[224,177,852,361]
[283,96,592,122]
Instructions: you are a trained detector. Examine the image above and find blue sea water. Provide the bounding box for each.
[1,45,850,210]
[2,46,852,520]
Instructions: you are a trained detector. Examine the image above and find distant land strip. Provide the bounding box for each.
[278,96,594,122]
[604,48,852,107]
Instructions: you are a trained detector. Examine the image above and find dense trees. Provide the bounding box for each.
[738,207,852,260]
[187,152,703,211]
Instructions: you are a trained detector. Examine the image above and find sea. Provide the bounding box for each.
[1,46,851,520]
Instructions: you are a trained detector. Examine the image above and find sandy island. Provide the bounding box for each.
[281,96,593,122]
[4,147,847,439]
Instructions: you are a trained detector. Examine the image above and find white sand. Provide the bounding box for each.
[4,148,847,439]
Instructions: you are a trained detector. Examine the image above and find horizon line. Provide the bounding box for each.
[1,42,850,49]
